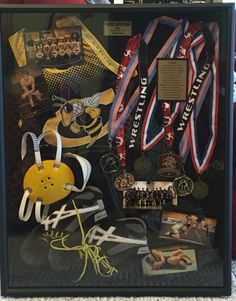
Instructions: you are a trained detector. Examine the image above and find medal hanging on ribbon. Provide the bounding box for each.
[100,34,140,176]
[109,17,183,142]
[155,23,204,195]
[141,21,204,152]
[126,18,185,177]
[173,24,218,198]
[115,37,147,190]
[108,17,186,190]
[139,21,205,191]
[189,23,219,200]
[131,39,153,177]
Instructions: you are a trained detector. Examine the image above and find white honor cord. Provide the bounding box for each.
[63,153,91,193]
[38,130,62,168]
[21,132,42,169]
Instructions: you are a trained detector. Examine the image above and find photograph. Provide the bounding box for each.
[123,181,177,209]
[159,211,217,246]
[142,247,197,276]
[24,27,83,68]
[8,66,53,122]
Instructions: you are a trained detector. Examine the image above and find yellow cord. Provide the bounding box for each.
[45,200,117,282]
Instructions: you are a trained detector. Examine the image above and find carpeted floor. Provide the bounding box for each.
[1,294,235,299]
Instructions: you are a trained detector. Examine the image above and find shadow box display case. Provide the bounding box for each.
[0,3,234,297]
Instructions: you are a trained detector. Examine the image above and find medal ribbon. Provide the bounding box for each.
[179,41,206,160]
[109,17,183,142]
[189,23,219,174]
[161,22,204,150]
[175,25,215,147]
[142,23,205,151]
[126,38,149,164]
[115,34,141,167]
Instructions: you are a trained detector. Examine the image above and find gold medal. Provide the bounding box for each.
[157,152,182,179]
[100,152,120,174]
[134,154,153,176]
[192,179,209,200]
[114,170,135,191]
[173,174,194,197]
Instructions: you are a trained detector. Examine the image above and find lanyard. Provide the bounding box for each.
[189,23,219,175]
[161,22,204,150]
[109,17,183,143]
[115,34,141,167]
[128,38,149,151]
[179,41,206,160]
[175,25,215,144]
[141,23,205,151]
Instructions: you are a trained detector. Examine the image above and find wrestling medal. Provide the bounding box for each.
[212,160,224,172]
[191,179,209,200]
[114,170,135,191]
[206,160,224,178]
[157,153,182,179]
[177,25,218,193]
[173,174,194,197]
[134,153,153,176]
[100,151,120,174]
[107,35,141,187]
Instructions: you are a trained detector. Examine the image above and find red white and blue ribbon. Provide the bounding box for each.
[115,34,141,167]
[141,22,205,151]
[179,38,206,160]
[178,22,217,166]
[189,23,219,174]
[109,17,183,142]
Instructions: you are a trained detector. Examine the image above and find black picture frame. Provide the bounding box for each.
[0,3,234,297]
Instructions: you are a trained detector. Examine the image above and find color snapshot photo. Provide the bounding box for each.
[123,181,177,209]
[142,247,197,276]
[159,211,217,246]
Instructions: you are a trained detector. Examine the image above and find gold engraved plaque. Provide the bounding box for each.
[157,59,188,101]
[104,21,132,36]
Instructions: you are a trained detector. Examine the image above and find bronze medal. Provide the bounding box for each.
[211,160,224,172]
[192,179,209,200]
[114,170,135,191]
[157,153,182,179]
[100,152,120,174]
[173,174,194,197]
[134,154,153,176]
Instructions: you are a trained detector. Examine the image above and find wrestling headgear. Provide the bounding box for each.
[19,130,91,223]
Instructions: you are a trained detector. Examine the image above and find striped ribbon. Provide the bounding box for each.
[141,22,205,151]
[109,16,183,142]
[115,34,141,167]
[189,23,219,174]
[161,21,204,149]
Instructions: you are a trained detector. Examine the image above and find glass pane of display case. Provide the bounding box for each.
[0,3,234,297]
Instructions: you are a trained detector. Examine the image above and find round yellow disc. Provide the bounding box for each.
[23,160,75,205]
